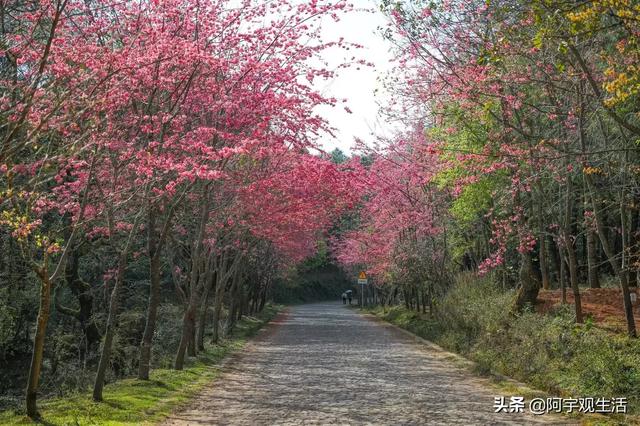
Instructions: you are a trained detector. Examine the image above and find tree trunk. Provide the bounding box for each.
[93,254,127,401]
[211,275,226,344]
[138,252,161,380]
[547,236,561,287]
[513,250,541,311]
[25,271,52,419]
[586,173,636,337]
[187,317,196,357]
[563,177,583,323]
[258,283,267,312]
[138,209,162,380]
[224,268,241,337]
[174,301,197,370]
[586,227,600,288]
[536,184,550,290]
[196,273,215,351]
[54,248,100,351]
[175,189,210,368]
[582,177,600,289]
[559,247,567,304]
[564,243,583,323]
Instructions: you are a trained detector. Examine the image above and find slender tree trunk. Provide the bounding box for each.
[137,184,191,379]
[586,173,636,337]
[563,177,583,323]
[25,270,52,418]
[539,234,550,290]
[559,247,567,304]
[138,209,162,380]
[174,303,197,370]
[187,317,196,357]
[535,184,550,290]
[138,253,161,380]
[586,227,600,288]
[582,178,600,289]
[565,244,582,322]
[93,254,127,401]
[258,283,267,312]
[175,189,211,369]
[211,265,227,344]
[224,268,241,337]
[548,236,561,287]
[54,248,100,352]
[196,273,215,351]
[211,287,225,343]
[175,261,204,367]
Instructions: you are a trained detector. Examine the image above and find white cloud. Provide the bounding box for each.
[312,1,398,154]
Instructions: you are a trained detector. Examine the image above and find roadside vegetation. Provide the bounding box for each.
[0,305,280,426]
[3,0,640,422]
[0,0,358,420]
[330,0,640,419]
[368,275,640,419]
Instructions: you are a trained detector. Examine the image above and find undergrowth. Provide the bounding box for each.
[0,304,281,426]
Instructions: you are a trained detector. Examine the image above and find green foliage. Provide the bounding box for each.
[271,263,352,304]
[0,288,17,348]
[449,179,495,224]
[300,240,329,270]
[0,305,280,425]
[330,148,348,165]
[152,304,186,369]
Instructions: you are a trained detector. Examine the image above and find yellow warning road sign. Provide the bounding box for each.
[358,271,367,280]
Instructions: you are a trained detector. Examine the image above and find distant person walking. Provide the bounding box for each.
[342,292,347,305]
[347,290,352,305]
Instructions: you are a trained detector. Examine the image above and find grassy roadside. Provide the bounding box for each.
[364,275,640,426]
[0,304,282,426]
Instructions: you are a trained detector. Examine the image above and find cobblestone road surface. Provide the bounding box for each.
[163,302,568,425]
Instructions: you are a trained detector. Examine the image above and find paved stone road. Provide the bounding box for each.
[163,302,569,425]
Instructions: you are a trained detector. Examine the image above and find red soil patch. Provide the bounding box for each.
[537,287,640,332]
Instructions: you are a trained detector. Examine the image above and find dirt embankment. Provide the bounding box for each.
[537,287,640,332]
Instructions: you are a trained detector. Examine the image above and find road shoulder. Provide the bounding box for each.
[362,307,626,426]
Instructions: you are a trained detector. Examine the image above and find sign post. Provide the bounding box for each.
[357,271,367,306]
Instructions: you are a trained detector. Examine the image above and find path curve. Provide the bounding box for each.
[163,302,569,425]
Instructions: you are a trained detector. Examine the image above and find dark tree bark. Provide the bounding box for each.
[54,247,100,352]
[26,267,52,418]
[224,267,242,337]
[535,184,550,290]
[586,174,636,337]
[93,252,127,401]
[513,249,541,311]
[175,193,211,370]
[563,177,583,323]
[582,176,600,289]
[138,210,162,380]
[196,270,216,351]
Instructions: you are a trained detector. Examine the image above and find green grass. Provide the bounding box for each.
[0,305,281,426]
